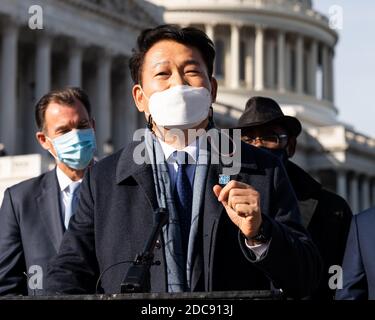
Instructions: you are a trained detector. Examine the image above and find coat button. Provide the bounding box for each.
[155,240,162,249]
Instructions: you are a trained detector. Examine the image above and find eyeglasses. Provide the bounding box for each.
[241,134,288,147]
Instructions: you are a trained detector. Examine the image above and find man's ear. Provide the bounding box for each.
[286,136,297,158]
[210,77,218,103]
[36,131,51,151]
[132,84,147,113]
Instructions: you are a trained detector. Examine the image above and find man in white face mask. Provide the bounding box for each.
[0,87,96,295]
[47,25,322,298]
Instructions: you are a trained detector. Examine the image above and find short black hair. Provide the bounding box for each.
[129,24,215,85]
[35,87,91,131]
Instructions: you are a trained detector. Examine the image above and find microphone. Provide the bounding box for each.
[120,208,168,293]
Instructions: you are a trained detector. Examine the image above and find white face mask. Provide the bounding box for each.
[146,85,212,130]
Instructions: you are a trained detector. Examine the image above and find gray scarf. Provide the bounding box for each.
[144,129,209,292]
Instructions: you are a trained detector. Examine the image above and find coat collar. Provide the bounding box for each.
[115,141,158,210]
[116,141,149,184]
[286,160,322,199]
[285,160,321,228]
[202,162,223,291]
[36,169,64,252]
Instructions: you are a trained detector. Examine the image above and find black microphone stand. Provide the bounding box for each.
[121,208,168,293]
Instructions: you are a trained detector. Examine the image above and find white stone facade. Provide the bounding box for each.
[0,0,162,158]
[149,0,375,213]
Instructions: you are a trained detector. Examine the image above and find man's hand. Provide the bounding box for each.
[213,180,262,242]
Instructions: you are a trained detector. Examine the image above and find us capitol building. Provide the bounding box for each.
[0,0,162,202]
[0,0,374,214]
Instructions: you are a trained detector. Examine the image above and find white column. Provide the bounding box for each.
[285,41,291,91]
[277,31,286,92]
[205,24,215,44]
[309,40,318,97]
[30,33,52,153]
[112,60,138,149]
[124,63,138,144]
[329,48,335,102]
[230,24,240,89]
[266,39,275,89]
[245,34,255,89]
[350,174,359,214]
[0,23,18,155]
[35,34,52,101]
[296,34,304,94]
[67,43,83,87]
[224,36,231,88]
[96,51,112,157]
[322,44,329,100]
[254,25,264,91]
[361,177,370,211]
[337,171,347,200]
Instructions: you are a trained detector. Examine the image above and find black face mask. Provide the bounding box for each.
[260,147,288,165]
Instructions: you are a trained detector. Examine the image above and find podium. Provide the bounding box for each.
[0,291,284,318]
[0,290,282,300]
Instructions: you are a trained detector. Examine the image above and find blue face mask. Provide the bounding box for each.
[48,128,96,170]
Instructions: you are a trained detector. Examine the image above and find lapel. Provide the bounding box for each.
[189,158,208,292]
[36,169,64,253]
[115,141,158,210]
[285,161,320,229]
[201,162,223,291]
[298,199,318,229]
[201,140,259,290]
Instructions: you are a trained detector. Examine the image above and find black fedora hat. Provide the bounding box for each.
[234,96,302,137]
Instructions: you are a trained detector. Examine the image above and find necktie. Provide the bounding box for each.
[173,151,193,259]
[64,182,81,230]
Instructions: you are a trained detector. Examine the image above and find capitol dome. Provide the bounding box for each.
[149,0,338,129]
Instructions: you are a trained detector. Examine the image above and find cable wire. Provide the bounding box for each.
[95,260,133,294]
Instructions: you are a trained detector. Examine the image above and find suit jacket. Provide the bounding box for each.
[46,141,322,298]
[285,161,352,299]
[336,208,375,300]
[0,169,64,295]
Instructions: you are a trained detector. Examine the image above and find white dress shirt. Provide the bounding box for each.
[55,167,82,228]
[157,137,268,259]
[158,137,198,188]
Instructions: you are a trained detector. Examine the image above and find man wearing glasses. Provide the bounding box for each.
[236,96,352,300]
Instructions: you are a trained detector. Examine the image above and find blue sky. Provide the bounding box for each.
[314,1,375,137]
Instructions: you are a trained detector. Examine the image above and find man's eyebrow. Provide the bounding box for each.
[183,59,201,67]
[54,120,89,132]
[54,124,71,133]
[151,60,202,69]
[151,61,170,69]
